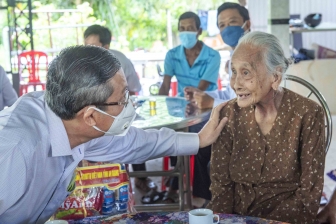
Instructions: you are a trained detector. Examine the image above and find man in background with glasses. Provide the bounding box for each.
[0,45,227,224]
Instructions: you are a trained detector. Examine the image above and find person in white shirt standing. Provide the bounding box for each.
[0,65,18,110]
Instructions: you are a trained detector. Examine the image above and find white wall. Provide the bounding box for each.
[248,0,336,51]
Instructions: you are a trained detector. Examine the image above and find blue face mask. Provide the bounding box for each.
[179,31,198,49]
[220,22,247,47]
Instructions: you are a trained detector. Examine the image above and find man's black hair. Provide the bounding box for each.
[178,11,201,30]
[217,2,250,26]
[84,25,112,46]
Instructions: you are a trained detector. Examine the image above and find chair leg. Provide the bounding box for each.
[178,160,184,211]
[184,155,192,210]
[162,157,170,191]
[24,86,28,95]
[19,86,23,96]
[190,155,195,188]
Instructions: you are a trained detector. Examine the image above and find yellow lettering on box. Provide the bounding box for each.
[92,172,98,179]
[82,173,91,180]
[103,171,109,178]
[112,170,119,176]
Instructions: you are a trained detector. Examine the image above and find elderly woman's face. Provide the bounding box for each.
[230,44,274,108]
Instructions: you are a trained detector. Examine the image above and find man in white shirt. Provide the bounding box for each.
[0,65,18,110]
[0,45,227,223]
[84,25,141,95]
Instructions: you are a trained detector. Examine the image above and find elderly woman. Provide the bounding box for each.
[207,31,325,223]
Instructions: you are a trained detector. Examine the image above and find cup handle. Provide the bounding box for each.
[213,214,220,223]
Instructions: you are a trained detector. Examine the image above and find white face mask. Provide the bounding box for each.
[87,98,136,136]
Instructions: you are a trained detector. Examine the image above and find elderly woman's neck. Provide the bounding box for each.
[255,88,284,115]
[254,88,284,135]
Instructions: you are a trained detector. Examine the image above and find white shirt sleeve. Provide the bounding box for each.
[0,145,27,215]
[84,127,199,163]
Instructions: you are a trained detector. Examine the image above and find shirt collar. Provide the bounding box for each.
[45,99,72,157]
[179,41,208,63]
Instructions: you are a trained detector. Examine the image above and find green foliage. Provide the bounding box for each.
[31,1,102,53]
[0,0,239,53]
[89,0,239,51]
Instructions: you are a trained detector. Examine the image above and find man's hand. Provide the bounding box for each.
[194,91,215,109]
[185,103,198,117]
[184,86,200,101]
[198,102,228,148]
[184,86,215,109]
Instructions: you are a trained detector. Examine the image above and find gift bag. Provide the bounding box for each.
[55,162,134,220]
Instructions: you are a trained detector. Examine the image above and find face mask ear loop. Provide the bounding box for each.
[86,106,117,119]
[242,21,250,34]
[241,21,247,29]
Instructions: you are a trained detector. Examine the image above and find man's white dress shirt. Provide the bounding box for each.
[0,91,199,223]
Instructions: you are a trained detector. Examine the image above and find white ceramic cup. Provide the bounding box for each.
[189,208,220,224]
[44,220,69,224]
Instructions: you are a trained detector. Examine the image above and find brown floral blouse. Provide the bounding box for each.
[207,88,325,224]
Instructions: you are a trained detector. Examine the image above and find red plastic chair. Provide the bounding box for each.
[169,78,220,97]
[162,155,195,191]
[169,81,178,96]
[217,77,222,90]
[18,51,48,96]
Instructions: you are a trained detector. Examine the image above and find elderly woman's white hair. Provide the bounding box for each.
[235,31,291,80]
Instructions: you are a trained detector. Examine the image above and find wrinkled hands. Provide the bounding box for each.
[318,197,336,224]
[198,102,228,148]
[184,87,215,109]
[184,86,199,101]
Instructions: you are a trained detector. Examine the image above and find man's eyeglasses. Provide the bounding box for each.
[95,90,129,108]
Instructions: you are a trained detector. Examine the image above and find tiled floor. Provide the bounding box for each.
[130,116,336,208]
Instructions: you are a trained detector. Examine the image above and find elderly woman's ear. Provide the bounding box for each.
[271,67,283,90]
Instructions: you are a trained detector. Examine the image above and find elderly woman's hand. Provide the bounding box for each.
[198,102,228,148]
[318,192,336,224]
[317,205,336,224]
